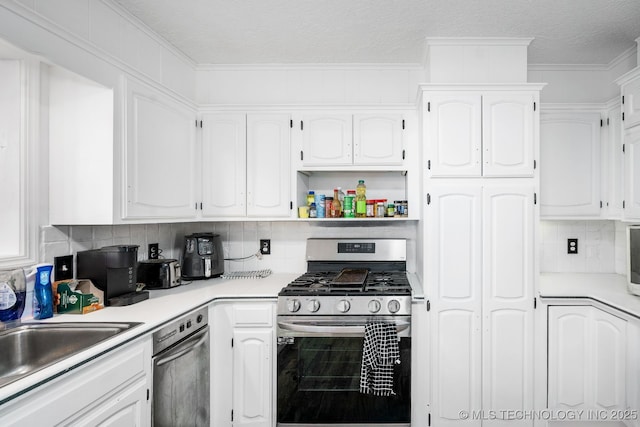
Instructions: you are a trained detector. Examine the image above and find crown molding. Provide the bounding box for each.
[196,63,424,72]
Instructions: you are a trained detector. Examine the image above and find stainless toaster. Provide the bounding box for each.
[137,259,181,289]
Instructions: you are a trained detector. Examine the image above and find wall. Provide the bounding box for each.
[41,220,419,276]
[540,220,627,274]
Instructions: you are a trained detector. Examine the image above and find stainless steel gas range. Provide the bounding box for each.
[276,238,411,427]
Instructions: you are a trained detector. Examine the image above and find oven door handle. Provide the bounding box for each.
[277,319,410,335]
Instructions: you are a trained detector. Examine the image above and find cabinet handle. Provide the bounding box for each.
[300,151,304,161]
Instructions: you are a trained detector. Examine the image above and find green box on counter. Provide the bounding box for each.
[55,280,103,314]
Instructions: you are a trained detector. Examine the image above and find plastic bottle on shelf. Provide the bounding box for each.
[306,190,315,206]
[355,180,367,218]
[343,190,356,218]
[309,202,317,218]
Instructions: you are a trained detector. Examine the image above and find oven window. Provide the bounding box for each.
[277,336,411,424]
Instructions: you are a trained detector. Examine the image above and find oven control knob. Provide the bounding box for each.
[307,299,320,313]
[387,299,401,314]
[368,300,381,313]
[336,299,351,313]
[287,299,301,313]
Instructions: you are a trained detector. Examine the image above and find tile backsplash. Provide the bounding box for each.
[41,221,419,277]
[540,220,627,274]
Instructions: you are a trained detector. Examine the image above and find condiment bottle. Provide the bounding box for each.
[343,190,356,218]
[366,200,375,217]
[325,197,334,218]
[332,189,342,218]
[309,202,317,218]
[355,180,367,218]
[306,190,315,206]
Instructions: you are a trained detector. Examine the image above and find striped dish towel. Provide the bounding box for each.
[359,321,400,396]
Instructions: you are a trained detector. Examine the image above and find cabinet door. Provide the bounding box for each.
[482,94,535,177]
[247,114,291,217]
[540,112,601,217]
[624,126,640,219]
[482,185,535,425]
[353,114,403,165]
[426,185,482,426]
[300,114,352,166]
[623,76,640,130]
[607,105,624,218]
[548,306,627,411]
[426,95,482,177]
[201,113,246,217]
[548,306,591,409]
[233,328,273,427]
[592,308,627,411]
[124,78,197,219]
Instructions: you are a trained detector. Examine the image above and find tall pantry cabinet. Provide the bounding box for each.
[422,84,543,426]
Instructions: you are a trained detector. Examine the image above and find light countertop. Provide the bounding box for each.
[1,271,423,404]
[540,272,640,319]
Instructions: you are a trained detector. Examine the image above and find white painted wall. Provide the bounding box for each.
[196,65,423,106]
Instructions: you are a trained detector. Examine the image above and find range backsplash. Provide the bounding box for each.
[41,221,419,277]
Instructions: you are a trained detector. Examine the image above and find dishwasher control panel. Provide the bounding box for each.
[152,306,208,355]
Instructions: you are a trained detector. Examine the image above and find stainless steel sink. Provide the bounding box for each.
[0,322,141,388]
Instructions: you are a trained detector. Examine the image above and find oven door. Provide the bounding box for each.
[277,316,411,426]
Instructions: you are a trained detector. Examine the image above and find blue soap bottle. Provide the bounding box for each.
[33,264,54,320]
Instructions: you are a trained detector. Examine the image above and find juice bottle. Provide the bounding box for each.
[355,180,366,218]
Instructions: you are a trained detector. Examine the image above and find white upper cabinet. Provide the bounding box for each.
[605,104,624,218]
[201,113,247,217]
[624,125,640,219]
[353,114,404,165]
[246,114,292,217]
[123,77,197,219]
[298,113,404,167]
[299,114,352,165]
[201,113,291,219]
[622,73,640,130]
[426,91,536,177]
[482,94,535,177]
[539,111,602,218]
[427,95,482,176]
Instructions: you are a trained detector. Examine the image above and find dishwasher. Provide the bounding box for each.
[152,306,210,426]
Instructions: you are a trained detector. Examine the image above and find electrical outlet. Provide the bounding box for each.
[567,238,578,254]
[54,255,74,281]
[260,239,271,255]
[148,243,159,259]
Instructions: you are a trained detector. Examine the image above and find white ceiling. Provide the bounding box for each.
[113,0,640,65]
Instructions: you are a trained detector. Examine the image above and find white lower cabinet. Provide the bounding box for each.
[0,338,152,426]
[426,181,535,426]
[548,305,627,413]
[211,300,275,427]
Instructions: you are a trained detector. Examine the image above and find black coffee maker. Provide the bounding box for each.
[181,233,224,279]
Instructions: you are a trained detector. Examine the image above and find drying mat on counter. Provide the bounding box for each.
[221,269,272,279]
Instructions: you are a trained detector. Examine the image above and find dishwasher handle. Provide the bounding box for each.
[155,326,209,367]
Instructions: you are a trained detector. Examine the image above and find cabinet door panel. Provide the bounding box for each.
[540,112,601,217]
[482,185,534,423]
[592,310,627,410]
[353,114,403,165]
[434,310,481,426]
[482,95,534,177]
[623,77,640,129]
[427,186,482,426]
[427,95,482,177]
[233,329,272,427]
[625,126,640,219]
[301,114,352,165]
[124,79,196,219]
[548,308,590,408]
[201,114,246,217]
[247,114,291,217]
